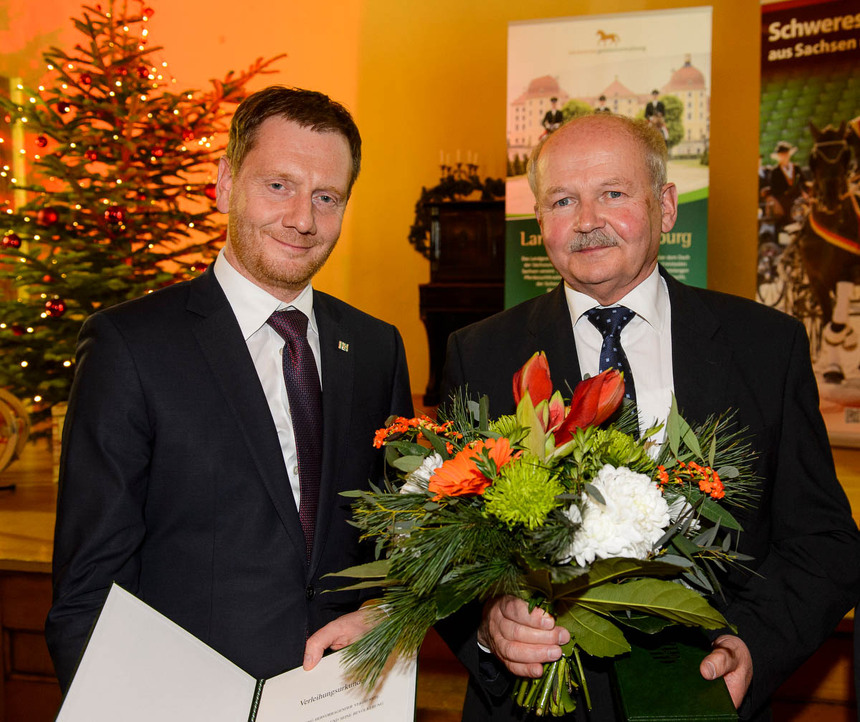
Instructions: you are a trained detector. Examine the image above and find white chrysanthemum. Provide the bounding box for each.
[563,464,670,567]
[667,495,701,533]
[401,452,443,494]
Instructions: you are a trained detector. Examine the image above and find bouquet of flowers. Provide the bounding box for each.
[332,352,758,717]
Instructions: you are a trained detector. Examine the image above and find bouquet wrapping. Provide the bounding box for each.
[332,352,757,716]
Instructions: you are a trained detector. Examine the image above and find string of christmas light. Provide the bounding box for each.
[0,0,282,433]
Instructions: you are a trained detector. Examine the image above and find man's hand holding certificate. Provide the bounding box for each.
[56,585,416,722]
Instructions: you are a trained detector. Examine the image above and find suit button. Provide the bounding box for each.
[306,585,315,600]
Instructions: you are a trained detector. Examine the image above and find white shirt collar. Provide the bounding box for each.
[213,249,316,340]
[564,265,668,332]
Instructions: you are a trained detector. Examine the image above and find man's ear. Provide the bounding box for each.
[659,182,679,232]
[215,157,233,214]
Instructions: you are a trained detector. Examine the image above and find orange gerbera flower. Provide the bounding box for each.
[428,437,517,500]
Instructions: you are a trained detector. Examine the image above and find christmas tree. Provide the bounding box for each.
[0,0,281,433]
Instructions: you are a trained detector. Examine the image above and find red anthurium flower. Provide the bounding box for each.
[513,351,554,407]
[555,369,625,443]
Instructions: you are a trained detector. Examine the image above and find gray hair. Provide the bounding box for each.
[527,114,668,201]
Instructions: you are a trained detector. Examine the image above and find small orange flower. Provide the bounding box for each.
[428,437,517,501]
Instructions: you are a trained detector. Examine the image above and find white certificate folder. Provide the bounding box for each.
[56,583,416,722]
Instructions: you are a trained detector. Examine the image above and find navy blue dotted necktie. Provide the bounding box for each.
[585,305,637,403]
[267,309,322,561]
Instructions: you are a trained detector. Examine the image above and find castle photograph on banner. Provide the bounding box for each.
[505,8,713,308]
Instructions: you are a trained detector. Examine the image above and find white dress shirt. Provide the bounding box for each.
[213,250,322,506]
[564,265,674,440]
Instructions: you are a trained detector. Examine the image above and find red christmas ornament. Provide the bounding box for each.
[204,183,217,201]
[136,65,150,79]
[105,206,126,224]
[80,73,92,86]
[2,233,21,249]
[10,324,25,336]
[37,208,59,226]
[191,262,208,273]
[152,146,164,158]
[143,6,155,16]
[182,130,195,142]
[45,297,66,318]
[84,149,98,162]
[42,274,53,283]
[35,135,48,148]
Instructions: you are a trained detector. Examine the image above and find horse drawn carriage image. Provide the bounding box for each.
[757,119,860,388]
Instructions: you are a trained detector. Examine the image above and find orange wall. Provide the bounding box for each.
[1,0,760,397]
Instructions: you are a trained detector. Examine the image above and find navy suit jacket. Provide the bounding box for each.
[46,267,412,691]
[440,270,860,720]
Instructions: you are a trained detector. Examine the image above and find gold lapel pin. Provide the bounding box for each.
[338,341,349,352]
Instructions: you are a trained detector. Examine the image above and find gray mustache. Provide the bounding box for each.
[567,231,620,252]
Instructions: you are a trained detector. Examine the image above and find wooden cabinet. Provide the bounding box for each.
[1,572,61,722]
[0,441,61,722]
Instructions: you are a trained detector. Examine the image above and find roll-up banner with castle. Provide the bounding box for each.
[505,8,712,308]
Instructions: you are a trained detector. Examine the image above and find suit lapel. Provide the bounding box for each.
[309,292,354,574]
[187,269,307,559]
[662,270,731,426]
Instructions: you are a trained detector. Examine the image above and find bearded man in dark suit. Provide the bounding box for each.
[440,113,860,720]
[46,86,412,692]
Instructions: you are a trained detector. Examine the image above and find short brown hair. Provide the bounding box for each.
[226,86,362,194]
[527,114,668,201]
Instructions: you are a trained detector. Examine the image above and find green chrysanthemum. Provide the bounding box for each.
[490,414,522,440]
[484,459,564,529]
[596,428,653,471]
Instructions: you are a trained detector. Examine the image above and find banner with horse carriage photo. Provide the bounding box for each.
[756,0,860,446]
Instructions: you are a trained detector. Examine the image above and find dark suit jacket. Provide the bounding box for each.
[45,267,412,692]
[440,271,860,721]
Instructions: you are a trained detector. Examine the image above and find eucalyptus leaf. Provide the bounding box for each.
[683,566,713,594]
[694,494,743,531]
[584,483,606,506]
[557,605,630,657]
[386,440,431,456]
[420,427,451,457]
[391,455,425,473]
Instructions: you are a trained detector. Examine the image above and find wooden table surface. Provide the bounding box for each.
[0,439,55,573]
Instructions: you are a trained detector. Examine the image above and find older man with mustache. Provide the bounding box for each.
[439,113,860,721]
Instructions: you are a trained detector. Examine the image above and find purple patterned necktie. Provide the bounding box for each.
[586,305,637,403]
[267,309,322,561]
